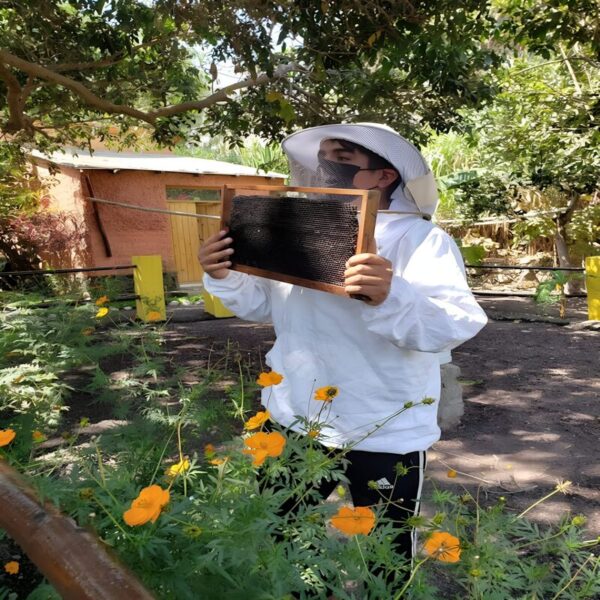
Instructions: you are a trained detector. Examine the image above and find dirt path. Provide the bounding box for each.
[167,295,599,534]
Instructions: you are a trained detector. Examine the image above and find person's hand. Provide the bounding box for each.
[198,229,234,280]
[344,252,393,306]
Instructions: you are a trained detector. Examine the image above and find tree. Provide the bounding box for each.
[0,0,508,151]
[452,49,599,267]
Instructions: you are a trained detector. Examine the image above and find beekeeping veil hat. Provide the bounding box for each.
[282,123,439,218]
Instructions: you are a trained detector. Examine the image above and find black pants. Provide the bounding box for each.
[265,424,426,590]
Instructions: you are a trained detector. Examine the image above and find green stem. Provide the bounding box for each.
[93,496,130,537]
[95,442,106,486]
[355,536,373,583]
[394,557,430,599]
[515,526,569,551]
[550,554,596,600]
[176,419,187,497]
[517,485,567,519]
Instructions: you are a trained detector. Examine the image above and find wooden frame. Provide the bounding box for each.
[220,184,379,295]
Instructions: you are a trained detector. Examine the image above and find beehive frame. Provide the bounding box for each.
[220,184,380,295]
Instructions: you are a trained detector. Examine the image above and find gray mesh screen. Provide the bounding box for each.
[229,195,359,286]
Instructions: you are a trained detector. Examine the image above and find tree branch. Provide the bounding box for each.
[149,62,303,119]
[0,50,302,132]
[0,61,26,132]
[0,50,153,124]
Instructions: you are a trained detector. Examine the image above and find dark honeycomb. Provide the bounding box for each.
[229,195,359,286]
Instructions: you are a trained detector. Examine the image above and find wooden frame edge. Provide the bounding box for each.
[220,185,379,296]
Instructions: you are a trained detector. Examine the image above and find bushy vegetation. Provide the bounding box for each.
[1,294,598,599]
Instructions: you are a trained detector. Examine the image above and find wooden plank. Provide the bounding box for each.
[168,201,202,283]
[356,190,380,253]
[220,185,236,231]
[235,265,347,295]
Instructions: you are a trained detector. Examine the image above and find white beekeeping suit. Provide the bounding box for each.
[204,123,487,453]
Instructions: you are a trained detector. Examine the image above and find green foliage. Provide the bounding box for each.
[0,1,515,150]
[177,136,289,176]
[0,144,39,219]
[1,291,599,599]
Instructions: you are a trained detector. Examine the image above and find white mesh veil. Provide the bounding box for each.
[281,123,439,217]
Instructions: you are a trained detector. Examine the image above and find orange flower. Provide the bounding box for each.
[209,457,229,466]
[165,459,190,478]
[123,485,170,526]
[423,531,461,563]
[330,506,376,536]
[307,429,320,439]
[95,295,109,306]
[95,307,109,319]
[147,311,162,322]
[244,410,270,430]
[0,429,16,447]
[447,469,457,478]
[243,431,286,467]
[314,386,339,402]
[32,430,46,442]
[204,443,216,458]
[256,371,284,387]
[4,561,19,575]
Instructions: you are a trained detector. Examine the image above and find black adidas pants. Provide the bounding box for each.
[265,424,426,585]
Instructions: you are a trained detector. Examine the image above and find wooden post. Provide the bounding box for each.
[0,461,155,600]
[132,255,166,322]
[585,256,600,321]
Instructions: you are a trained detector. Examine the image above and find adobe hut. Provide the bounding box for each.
[30,148,286,284]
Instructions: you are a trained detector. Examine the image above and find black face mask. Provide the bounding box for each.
[316,157,370,189]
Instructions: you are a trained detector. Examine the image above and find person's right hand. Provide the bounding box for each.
[198,229,234,279]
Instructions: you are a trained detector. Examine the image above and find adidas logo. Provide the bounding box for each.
[376,477,393,490]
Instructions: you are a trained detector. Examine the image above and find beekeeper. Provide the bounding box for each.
[198,123,487,573]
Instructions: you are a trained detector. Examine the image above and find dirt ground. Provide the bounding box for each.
[164,295,599,536]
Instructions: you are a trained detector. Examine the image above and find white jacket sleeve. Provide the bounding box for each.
[359,228,487,353]
[202,271,273,323]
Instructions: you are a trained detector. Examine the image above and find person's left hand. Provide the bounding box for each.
[344,252,393,306]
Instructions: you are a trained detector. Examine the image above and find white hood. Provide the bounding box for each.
[282,123,439,217]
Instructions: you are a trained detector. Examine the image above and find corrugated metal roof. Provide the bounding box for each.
[30,147,286,179]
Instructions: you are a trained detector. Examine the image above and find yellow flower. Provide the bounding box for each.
[95,307,109,319]
[256,371,284,387]
[32,430,46,442]
[330,506,376,536]
[447,469,457,478]
[95,295,109,306]
[243,431,286,467]
[314,386,339,402]
[244,410,271,430]
[307,429,320,439]
[4,561,19,575]
[123,485,170,527]
[166,459,190,478]
[209,457,228,466]
[147,311,162,322]
[81,327,95,336]
[423,531,461,563]
[0,429,16,447]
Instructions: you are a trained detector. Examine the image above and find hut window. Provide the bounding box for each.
[167,187,221,202]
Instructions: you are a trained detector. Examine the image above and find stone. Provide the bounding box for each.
[438,362,464,431]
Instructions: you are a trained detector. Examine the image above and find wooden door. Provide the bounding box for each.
[167,201,221,284]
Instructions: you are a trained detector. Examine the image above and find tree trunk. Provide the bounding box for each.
[554,193,584,294]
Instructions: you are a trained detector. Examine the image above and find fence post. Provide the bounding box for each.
[585,256,600,321]
[132,255,166,322]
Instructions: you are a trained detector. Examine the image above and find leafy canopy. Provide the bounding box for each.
[0,0,517,150]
